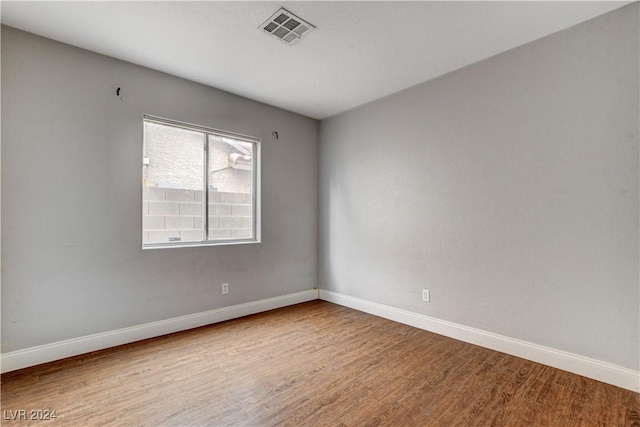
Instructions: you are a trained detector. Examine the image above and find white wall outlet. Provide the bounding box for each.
[221,283,229,295]
[422,289,430,302]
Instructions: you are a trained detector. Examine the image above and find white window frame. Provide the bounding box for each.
[142,115,261,249]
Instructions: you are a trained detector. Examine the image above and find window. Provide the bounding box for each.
[142,116,260,248]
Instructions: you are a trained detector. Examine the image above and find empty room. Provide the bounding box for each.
[1,1,638,425]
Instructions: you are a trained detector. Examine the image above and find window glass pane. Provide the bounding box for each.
[207,134,254,240]
[143,122,204,244]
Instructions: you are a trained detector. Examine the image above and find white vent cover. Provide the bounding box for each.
[259,8,315,45]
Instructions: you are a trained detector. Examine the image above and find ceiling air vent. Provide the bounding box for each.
[259,8,315,45]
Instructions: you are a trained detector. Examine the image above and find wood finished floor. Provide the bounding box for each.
[1,300,638,426]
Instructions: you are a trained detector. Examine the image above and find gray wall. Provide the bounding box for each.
[1,26,318,353]
[319,4,639,370]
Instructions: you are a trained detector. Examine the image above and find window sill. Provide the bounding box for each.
[142,239,260,250]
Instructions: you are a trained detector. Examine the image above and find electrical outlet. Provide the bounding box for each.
[422,289,430,302]
[221,283,229,295]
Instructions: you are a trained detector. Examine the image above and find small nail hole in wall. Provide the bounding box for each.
[272,131,279,140]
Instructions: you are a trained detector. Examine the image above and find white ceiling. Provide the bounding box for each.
[1,1,631,120]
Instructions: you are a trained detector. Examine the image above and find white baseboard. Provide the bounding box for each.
[1,289,318,374]
[4,288,638,393]
[320,289,639,393]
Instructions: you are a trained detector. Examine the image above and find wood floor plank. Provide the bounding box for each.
[1,301,637,426]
